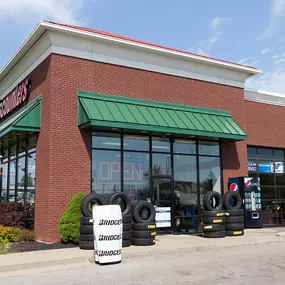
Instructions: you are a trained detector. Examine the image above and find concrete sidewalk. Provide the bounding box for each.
[0,228,284,277]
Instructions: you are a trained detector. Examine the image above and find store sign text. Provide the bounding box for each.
[0,79,31,119]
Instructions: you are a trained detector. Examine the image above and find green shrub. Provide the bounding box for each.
[19,229,35,241]
[59,193,86,244]
[0,226,21,243]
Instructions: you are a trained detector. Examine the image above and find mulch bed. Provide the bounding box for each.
[9,241,77,253]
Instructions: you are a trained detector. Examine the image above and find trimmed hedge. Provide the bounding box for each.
[59,193,86,244]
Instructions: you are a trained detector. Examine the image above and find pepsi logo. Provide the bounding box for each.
[245,180,251,187]
[230,183,239,191]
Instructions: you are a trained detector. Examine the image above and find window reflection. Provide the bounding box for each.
[152,137,170,153]
[17,157,25,206]
[199,156,221,194]
[123,152,149,203]
[173,140,196,154]
[123,136,149,151]
[1,164,8,201]
[27,153,36,207]
[198,141,219,156]
[9,160,16,202]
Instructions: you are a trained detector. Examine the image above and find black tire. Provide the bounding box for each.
[132,202,155,223]
[108,193,132,216]
[202,210,224,217]
[132,230,157,238]
[80,216,93,225]
[123,222,132,231]
[81,194,106,217]
[203,191,223,211]
[226,230,244,236]
[223,191,242,210]
[80,225,93,234]
[131,237,156,246]
[122,239,131,247]
[202,217,225,224]
[203,231,226,238]
[132,223,156,231]
[224,209,244,217]
[123,230,132,240]
[80,233,94,242]
[225,223,245,231]
[123,214,132,223]
[225,216,244,223]
[79,241,94,250]
[202,224,225,232]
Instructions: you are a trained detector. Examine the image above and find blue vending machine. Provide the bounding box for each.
[228,176,263,228]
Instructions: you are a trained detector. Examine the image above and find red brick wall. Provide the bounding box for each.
[21,54,249,241]
[246,100,285,148]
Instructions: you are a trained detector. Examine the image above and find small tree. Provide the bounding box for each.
[59,192,86,244]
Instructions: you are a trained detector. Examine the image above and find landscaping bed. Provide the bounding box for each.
[0,241,77,254]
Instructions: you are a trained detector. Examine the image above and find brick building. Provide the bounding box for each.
[0,21,284,242]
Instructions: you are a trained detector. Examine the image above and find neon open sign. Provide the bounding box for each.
[98,157,143,185]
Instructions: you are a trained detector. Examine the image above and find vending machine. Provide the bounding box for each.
[228,176,263,228]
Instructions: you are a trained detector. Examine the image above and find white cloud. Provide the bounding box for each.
[0,0,85,25]
[246,67,285,93]
[261,48,271,55]
[188,47,209,57]
[210,17,225,30]
[263,0,285,38]
[208,36,218,47]
[238,57,259,66]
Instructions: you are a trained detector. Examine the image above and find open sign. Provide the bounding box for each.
[98,157,143,185]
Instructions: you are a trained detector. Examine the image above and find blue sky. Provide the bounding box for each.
[0,0,285,93]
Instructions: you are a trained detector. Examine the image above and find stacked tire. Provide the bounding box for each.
[201,191,226,238]
[79,194,105,250]
[131,202,156,246]
[223,191,245,237]
[108,193,132,248]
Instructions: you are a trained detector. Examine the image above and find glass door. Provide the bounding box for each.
[151,174,172,232]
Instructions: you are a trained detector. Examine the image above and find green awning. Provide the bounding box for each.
[0,95,41,137]
[78,91,247,141]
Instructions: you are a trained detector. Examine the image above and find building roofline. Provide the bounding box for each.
[0,20,262,83]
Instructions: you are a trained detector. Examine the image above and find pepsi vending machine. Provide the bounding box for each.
[228,177,263,228]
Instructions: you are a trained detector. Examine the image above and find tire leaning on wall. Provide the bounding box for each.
[203,191,223,211]
[81,194,106,217]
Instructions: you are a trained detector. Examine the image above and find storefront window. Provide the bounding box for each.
[247,147,257,159]
[173,140,196,154]
[174,155,197,205]
[152,153,171,175]
[92,133,121,149]
[199,156,221,194]
[91,133,222,231]
[198,141,219,156]
[9,160,16,202]
[17,156,25,205]
[152,137,170,153]
[0,134,37,209]
[248,146,285,226]
[27,153,36,207]
[123,135,149,151]
[257,148,274,159]
[123,152,149,203]
[92,150,121,198]
[1,163,8,201]
[28,135,37,153]
[19,140,26,157]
